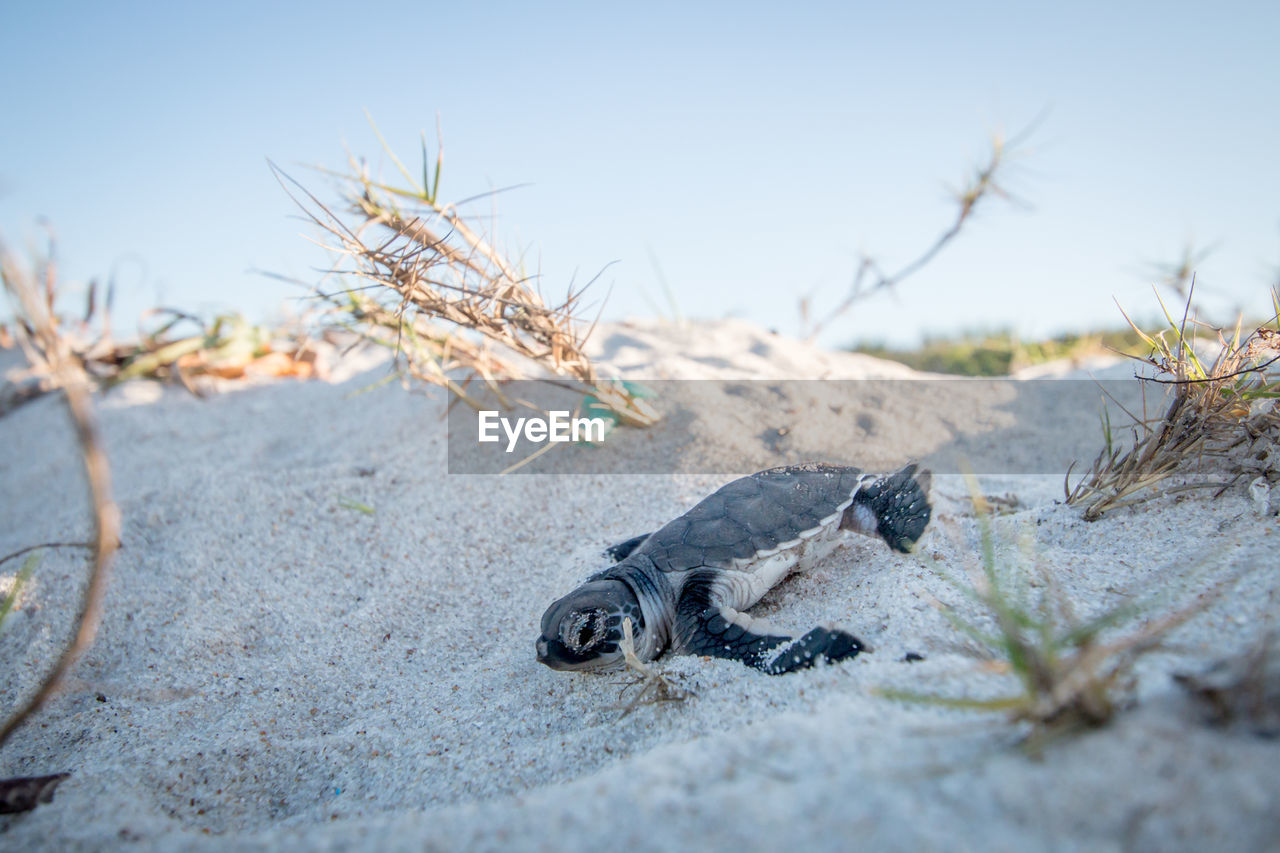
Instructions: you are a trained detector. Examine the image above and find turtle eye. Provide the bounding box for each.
[562,610,604,653]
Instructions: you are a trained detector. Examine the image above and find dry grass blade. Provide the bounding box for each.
[610,617,693,718]
[0,241,121,749]
[1067,284,1280,520]
[274,121,657,428]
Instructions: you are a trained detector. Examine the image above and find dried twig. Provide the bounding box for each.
[803,118,1038,340]
[610,617,693,718]
[0,542,92,571]
[1145,240,1219,303]
[0,241,121,749]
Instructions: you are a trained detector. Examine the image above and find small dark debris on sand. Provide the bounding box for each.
[0,773,71,814]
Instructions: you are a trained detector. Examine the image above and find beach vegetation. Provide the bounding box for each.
[1,229,318,414]
[1066,285,1279,520]
[850,326,1150,376]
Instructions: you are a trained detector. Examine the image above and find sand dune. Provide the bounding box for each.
[1,321,1276,850]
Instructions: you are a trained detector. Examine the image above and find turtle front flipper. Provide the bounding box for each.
[604,533,652,562]
[676,603,866,675]
[759,626,866,674]
[844,463,933,553]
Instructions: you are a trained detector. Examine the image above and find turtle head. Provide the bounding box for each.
[535,579,643,672]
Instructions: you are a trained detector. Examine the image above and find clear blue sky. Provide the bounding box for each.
[2,1,1277,347]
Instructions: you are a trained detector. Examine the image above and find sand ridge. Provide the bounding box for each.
[1,320,1276,850]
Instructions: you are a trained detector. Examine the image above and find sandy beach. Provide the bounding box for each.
[1,319,1277,851]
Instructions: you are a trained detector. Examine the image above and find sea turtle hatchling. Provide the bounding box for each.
[535,462,932,675]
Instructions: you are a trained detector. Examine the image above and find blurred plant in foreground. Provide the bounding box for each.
[877,480,1227,750]
[0,240,120,809]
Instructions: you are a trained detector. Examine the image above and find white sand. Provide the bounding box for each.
[1,321,1277,851]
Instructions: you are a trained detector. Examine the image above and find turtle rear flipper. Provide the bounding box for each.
[605,533,652,562]
[678,603,865,675]
[845,463,932,553]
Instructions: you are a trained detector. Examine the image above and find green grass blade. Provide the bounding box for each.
[0,553,39,629]
[365,110,421,195]
[1057,600,1143,647]
[338,498,375,515]
[874,687,1026,712]
[937,604,1003,651]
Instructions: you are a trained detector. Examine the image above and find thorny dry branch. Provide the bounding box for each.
[274,120,657,427]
